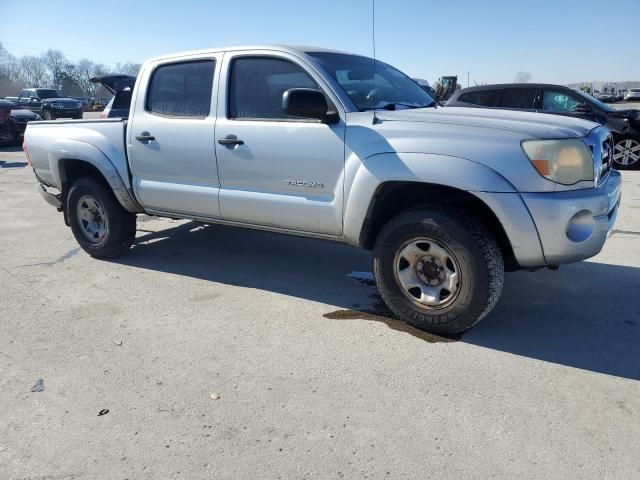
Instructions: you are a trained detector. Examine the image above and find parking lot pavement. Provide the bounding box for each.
[1,148,639,479]
[611,101,640,110]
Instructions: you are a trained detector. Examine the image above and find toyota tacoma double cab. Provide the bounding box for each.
[23,46,622,334]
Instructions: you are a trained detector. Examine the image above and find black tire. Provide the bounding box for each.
[613,135,640,170]
[67,177,136,258]
[373,206,504,335]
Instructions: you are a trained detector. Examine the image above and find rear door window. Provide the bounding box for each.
[146,60,215,118]
[500,88,538,109]
[458,90,502,107]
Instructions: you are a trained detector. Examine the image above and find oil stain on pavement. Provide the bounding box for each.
[324,293,461,344]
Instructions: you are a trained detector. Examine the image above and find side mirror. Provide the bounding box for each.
[30,97,40,103]
[282,88,339,124]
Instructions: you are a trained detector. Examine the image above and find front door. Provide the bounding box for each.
[214,51,346,235]
[128,57,222,217]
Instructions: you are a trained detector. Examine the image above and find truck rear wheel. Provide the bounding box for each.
[67,177,136,258]
[373,207,504,334]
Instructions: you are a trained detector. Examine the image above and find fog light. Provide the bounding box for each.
[566,210,595,243]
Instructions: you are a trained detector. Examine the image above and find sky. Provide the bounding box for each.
[1,0,639,86]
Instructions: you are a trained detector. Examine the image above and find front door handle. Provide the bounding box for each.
[218,135,244,146]
[135,131,155,142]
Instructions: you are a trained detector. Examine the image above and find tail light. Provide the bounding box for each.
[23,141,32,167]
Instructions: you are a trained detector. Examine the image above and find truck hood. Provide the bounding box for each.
[376,106,598,139]
[42,97,78,104]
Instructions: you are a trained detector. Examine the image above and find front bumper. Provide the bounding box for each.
[521,170,622,264]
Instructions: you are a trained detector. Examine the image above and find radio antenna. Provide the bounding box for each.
[372,0,379,123]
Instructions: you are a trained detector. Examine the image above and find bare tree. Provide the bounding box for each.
[0,43,21,97]
[114,61,141,77]
[19,56,49,87]
[514,71,532,83]
[41,49,67,87]
[0,43,140,97]
[74,59,98,96]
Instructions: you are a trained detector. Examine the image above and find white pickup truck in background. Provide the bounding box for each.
[23,46,622,334]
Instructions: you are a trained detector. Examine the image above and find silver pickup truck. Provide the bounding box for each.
[23,46,622,334]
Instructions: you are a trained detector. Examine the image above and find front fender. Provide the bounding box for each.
[48,139,142,213]
[342,152,545,266]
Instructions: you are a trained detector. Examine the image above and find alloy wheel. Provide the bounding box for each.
[614,138,640,167]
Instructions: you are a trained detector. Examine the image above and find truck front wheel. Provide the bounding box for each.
[373,207,504,335]
[67,177,136,258]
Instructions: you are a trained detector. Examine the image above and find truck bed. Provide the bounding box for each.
[24,118,130,191]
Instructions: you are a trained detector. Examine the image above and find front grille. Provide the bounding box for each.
[585,127,613,186]
[601,135,613,180]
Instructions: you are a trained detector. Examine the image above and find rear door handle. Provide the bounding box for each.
[135,131,155,142]
[218,135,244,146]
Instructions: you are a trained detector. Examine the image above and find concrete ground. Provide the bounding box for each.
[1,148,639,479]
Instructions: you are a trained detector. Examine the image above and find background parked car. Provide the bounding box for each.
[446,83,640,169]
[90,75,136,119]
[17,88,83,120]
[0,99,41,145]
[626,88,640,101]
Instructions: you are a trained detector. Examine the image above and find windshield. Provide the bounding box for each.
[307,52,435,111]
[36,89,63,99]
[573,89,613,112]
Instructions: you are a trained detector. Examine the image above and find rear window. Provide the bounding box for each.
[458,90,502,107]
[146,60,214,117]
[501,88,537,109]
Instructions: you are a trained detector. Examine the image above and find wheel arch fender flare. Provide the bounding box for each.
[343,152,517,244]
[48,139,142,213]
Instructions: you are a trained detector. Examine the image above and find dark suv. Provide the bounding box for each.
[446,84,640,169]
[18,88,83,120]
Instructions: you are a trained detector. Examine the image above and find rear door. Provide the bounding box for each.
[127,56,222,217]
[18,89,40,113]
[499,87,539,112]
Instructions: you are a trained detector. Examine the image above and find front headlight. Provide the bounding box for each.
[521,138,594,185]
